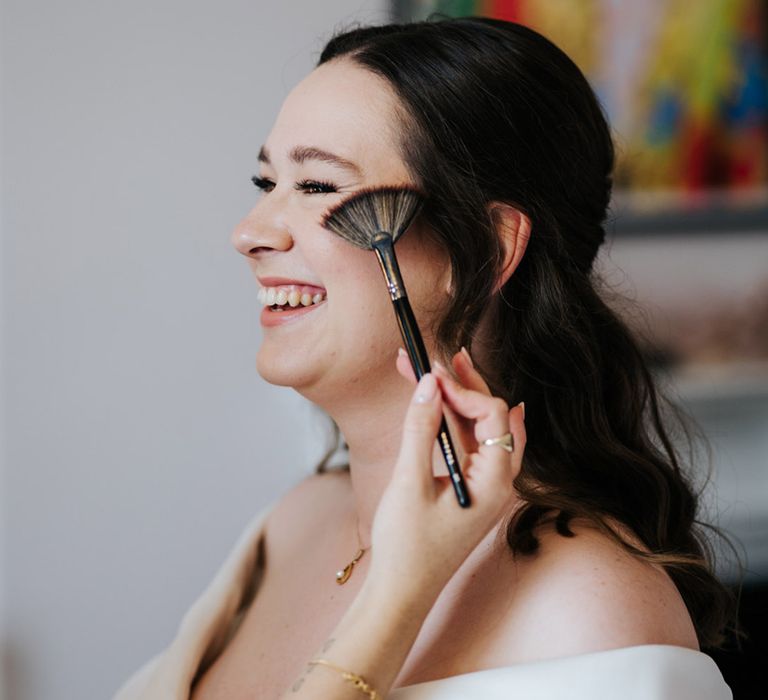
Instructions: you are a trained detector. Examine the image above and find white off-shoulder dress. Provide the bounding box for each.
[113,503,733,700]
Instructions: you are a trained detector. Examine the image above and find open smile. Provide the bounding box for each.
[259,296,327,327]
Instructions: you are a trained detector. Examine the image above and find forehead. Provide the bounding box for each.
[264,59,411,181]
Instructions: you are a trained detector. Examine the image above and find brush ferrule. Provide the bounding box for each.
[372,234,406,301]
[386,278,402,299]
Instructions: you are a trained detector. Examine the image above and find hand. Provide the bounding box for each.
[364,348,526,606]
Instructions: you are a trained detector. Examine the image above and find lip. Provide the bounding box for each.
[257,276,326,293]
[260,298,326,327]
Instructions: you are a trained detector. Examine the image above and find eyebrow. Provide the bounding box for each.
[257,145,363,176]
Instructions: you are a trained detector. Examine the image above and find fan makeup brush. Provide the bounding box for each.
[321,186,470,508]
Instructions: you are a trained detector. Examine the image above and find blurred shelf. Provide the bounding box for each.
[715,514,768,584]
[651,362,768,585]
[656,361,768,403]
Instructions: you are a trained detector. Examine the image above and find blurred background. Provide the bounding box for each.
[1,1,766,698]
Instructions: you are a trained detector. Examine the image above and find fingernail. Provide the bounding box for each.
[415,373,437,403]
[397,347,407,359]
[517,401,525,420]
[433,359,446,372]
[460,346,474,367]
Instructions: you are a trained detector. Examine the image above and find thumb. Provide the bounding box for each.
[395,373,442,489]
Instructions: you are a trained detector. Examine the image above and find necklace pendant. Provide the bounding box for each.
[335,548,366,585]
[336,562,354,584]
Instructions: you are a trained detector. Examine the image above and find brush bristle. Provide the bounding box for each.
[321,186,425,249]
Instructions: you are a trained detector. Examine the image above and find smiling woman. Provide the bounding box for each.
[231,59,450,403]
[113,16,735,700]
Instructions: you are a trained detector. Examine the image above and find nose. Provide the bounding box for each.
[231,200,294,258]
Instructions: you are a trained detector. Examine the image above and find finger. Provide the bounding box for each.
[509,401,527,466]
[395,347,418,384]
[397,347,454,386]
[395,372,444,492]
[432,370,509,448]
[462,403,523,499]
[396,350,474,459]
[435,359,489,438]
[450,346,492,396]
[432,368,507,425]
[491,401,526,494]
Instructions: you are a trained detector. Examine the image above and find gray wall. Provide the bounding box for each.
[1,2,766,699]
[1,0,7,691]
[0,2,389,698]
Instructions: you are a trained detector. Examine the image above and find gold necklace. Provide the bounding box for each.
[335,513,369,585]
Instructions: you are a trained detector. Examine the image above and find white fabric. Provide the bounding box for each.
[113,502,732,700]
[388,645,731,699]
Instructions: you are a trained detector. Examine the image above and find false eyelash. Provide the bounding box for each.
[296,179,338,194]
[250,176,338,194]
[251,175,274,192]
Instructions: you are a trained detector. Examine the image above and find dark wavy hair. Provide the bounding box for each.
[312,16,737,649]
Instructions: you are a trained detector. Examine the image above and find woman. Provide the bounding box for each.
[114,17,734,699]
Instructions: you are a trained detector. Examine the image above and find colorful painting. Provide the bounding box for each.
[393,0,768,231]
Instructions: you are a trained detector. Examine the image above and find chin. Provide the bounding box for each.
[256,353,306,387]
[257,344,335,392]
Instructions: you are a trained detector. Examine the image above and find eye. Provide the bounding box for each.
[250,176,339,195]
[295,179,338,194]
[251,175,275,193]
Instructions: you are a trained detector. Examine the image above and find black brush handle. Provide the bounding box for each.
[392,296,471,508]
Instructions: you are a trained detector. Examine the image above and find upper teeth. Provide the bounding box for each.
[258,285,326,307]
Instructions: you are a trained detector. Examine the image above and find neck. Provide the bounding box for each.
[335,377,410,545]
[309,367,444,546]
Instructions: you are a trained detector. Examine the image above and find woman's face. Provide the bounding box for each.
[232,59,452,403]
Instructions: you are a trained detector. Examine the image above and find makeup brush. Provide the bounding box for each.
[321,186,470,508]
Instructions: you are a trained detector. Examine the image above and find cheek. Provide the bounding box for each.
[396,236,452,322]
[321,236,388,299]
[309,227,450,352]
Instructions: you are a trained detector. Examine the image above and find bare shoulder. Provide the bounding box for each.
[263,469,351,561]
[489,515,699,663]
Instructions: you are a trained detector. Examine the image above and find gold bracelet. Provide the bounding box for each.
[308,658,381,699]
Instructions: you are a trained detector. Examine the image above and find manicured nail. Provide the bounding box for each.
[517,401,525,420]
[415,373,437,403]
[433,359,446,372]
[397,347,407,359]
[460,346,474,367]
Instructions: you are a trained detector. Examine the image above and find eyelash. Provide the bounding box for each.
[250,176,338,195]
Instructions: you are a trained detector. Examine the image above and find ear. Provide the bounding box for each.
[488,202,531,293]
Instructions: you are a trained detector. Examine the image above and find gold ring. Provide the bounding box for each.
[481,432,514,453]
